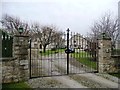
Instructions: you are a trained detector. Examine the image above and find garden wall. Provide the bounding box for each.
[2,58,20,83]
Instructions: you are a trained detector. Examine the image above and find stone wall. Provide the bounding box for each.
[2,35,29,83]
[2,58,19,83]
[98,38,118,73]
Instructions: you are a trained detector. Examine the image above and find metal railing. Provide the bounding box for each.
[29,29,98,78]
[2,31,13,57]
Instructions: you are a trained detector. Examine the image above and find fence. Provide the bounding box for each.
[2,31,13,57]
[2,28,119,83]
[29,30,98,78]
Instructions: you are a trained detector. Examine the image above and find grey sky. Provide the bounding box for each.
[1,0,120,35]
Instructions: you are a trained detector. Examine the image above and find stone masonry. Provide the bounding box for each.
[98,38,118,73]
[2,35,29,83]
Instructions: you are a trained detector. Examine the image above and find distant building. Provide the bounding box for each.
[69,34,88,50]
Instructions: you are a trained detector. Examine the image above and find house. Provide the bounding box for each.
[69,33,88,50]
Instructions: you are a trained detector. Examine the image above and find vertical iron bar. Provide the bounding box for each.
[64,32,67,74]
[29,39,32,79]
[67,28,70,75]
[90,39,92,72]
[96,41,99,73]
[78,34,80,73]
[70,32,72,74]
[84,36,86,72]
[37,42,39,77]
[81,35,84,71]
[47,43,49,76]
[74,32,76,74]
[40,44,43,77]
[50,35,53,76]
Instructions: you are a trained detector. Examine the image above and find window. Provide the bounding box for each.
[74,44,77,47]
[74,40,76,43]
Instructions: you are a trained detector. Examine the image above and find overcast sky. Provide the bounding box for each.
[1,0,120,35]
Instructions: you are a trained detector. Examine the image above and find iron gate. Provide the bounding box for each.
[29,29,98,78]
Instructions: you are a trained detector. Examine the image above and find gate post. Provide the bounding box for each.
[67,28,70,75]
[29,38,32,79]
[98,33,117,73]
[13,35,29,81]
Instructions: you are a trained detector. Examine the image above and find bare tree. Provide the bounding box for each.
[31,24,64,53]
[29,23,41,40]
[90,13,119,49]
[1,14,29,35]
[52,31,65,49]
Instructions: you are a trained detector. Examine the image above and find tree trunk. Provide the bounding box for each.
[43,45,47,53]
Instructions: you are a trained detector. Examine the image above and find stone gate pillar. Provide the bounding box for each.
[98,33,117,73]
[13,35,29,81]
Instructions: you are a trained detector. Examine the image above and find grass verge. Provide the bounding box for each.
[2,82,31,90]
[40,49,65,56]
[71,51,97,69]
[109,73,120,78]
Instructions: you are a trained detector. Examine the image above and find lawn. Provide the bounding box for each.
[71,51,97,69]
[109,73,120,78]
[2,82,31,90]
[40,49,65,56]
